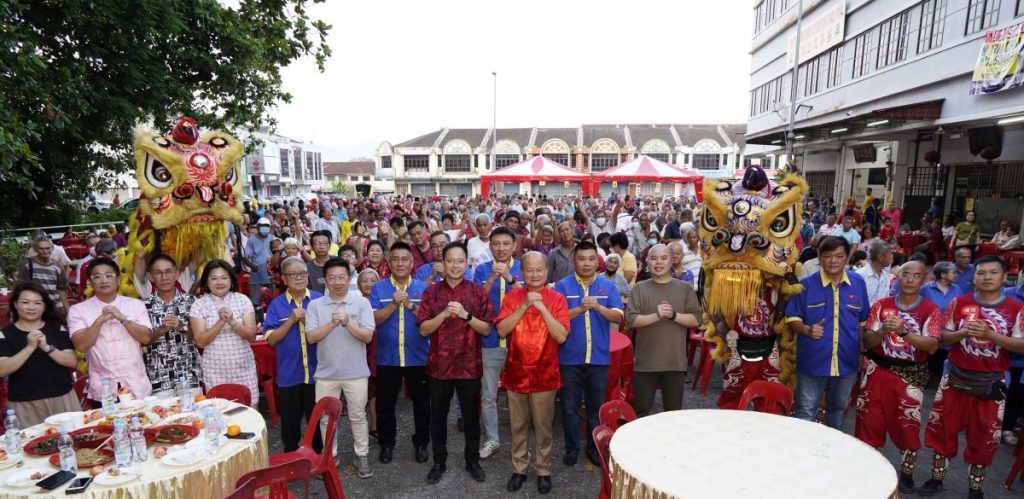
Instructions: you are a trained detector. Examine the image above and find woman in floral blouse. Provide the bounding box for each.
[142,254,203,393]
[358,240,390,279]
[189,260,260,405]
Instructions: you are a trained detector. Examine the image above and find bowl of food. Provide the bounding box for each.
[23,435,60,456]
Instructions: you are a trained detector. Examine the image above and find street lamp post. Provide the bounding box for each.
[786,0,804,173]
[491,71,497,177]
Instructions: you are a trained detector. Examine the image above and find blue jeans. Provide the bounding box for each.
[793,372,857,430]
[559,364,609,455]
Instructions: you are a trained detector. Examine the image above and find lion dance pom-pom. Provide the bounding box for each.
[117,117,245,297]
[699,165,807,397]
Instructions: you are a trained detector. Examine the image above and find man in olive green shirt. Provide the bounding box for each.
[625,244,702,416]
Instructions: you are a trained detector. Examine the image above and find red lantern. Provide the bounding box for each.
[980,147,1001,162]
[923,150,940,163]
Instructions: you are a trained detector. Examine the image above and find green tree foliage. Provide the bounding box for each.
[0,0,331,227]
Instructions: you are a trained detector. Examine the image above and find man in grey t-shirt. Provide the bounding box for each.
[306,258,376,478]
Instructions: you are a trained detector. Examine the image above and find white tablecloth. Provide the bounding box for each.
[0,399,268,498]
[608,409,897,499]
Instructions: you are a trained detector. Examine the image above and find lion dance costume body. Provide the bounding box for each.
[118,117,244,297]
[699,165,807,409]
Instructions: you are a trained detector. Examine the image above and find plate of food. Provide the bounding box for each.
[92,466,141,486]
[47,448,114,469]
[93,411,159,428]
[44,411,85,427]
[23,434,60,456]
[4,468,53,488]
[160,413,203,427]
[146,425,199,445]
[117,400,146,412]
[196,398,231,411]
[160,446,206,467]
[18,427,44,440]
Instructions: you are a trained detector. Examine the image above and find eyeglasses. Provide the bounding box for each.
[283,272,309,279]
[900,273,926,280]
[150,270,176,277]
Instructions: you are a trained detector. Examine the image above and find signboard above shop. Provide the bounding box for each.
[786,1,846,69]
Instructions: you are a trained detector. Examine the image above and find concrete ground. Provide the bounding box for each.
[260,366,1024,499]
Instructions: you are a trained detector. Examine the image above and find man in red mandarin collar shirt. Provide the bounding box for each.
[496,251,569,494]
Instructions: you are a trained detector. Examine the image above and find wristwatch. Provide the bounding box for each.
[463,312,474,322]
[44,345,55,354]
[898,327,909,338]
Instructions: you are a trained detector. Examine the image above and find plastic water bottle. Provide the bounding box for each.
[101,379,117,416]
[129,416,147,463]
[57,429,77,472]
[204,408,222,455]
[4,410,21,457]
[112,420,131,468]
[177,376,194,412]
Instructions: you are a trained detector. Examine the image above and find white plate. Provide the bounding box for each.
[93,469,141,486]
[160,413,203,426]
[0,455,20,469]
[184,435,227,450]
[18,428,43,440]
[160,447,206,467]
[44,411,84,427]
[196,398,230,411]
[4,467,53,488]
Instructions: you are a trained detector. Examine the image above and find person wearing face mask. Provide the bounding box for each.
[603,254,631,304]
[244,217,276,317]
[580,206,618,238]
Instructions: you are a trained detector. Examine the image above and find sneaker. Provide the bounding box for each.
[480,440,500,459]
[916,478,942,496]
[1003,430,1018,446]
[356,455,373,479]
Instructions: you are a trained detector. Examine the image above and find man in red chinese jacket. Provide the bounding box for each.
[417,242,496,485]
[496,251,569,494]
[856,261,940,495]
[921,256,1024,498]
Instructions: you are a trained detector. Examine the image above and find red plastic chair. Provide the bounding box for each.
[593,424,614,499]
[607,386,628,403]
[1004,437,1024,488]
[736,380,794,415]
[233,459,311,499]
[270,396,345,499]
[206,383,253,407]
[977,243,1001,259]
[251,342,280,428]
[1006,251,1024,279]
[598,399,637,432]
[605,361,634,404]
[225,477,259,499]
[238,273,251,297]
[685,328,703,366]
[690,337,716,395]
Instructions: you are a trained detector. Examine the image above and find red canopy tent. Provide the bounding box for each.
[592,155,704,201]
[480,156,597,198]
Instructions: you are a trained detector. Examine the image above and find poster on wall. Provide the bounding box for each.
[969,19,1024,95]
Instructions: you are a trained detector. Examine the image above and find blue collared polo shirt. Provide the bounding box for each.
[785,270,870,377]
[473,259,524,349]
[263,289,321,387]
[370,277,429,367]
[554,274,624,366]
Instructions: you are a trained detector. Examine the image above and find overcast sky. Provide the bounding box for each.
[273,0,753,161]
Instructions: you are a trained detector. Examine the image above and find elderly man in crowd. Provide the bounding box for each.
[467,213,493,275]
[306,258,376,478]
[626,244,702,416]
[857,239,893,305]
[314,207,342,244]
[496,252,569,494]
[264,256,323,454]
[68,257,154,403]
[17,235,70,314]
[546,221,576,284]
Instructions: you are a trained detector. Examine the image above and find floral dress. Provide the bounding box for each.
[189,292,259,405]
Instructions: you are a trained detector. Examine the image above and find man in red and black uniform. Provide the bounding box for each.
[495,251,569,494]
[921,256,1024,499]
[855,261,941,495]
[417,242,496,485]
[714,286,780,410]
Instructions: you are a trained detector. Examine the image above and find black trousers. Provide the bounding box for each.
[376,365,431,449]
[1004,366,1024,432]
[429,377,481,467]
[277,383,322,453]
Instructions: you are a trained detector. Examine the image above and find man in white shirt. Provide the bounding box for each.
[818,213,842,237]
[467,213,494,275]
[998,225,1021,251]
[856,240,893,305]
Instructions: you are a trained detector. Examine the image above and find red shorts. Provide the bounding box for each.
[924,374,1004,466]
[717,352,780,409]
[854,360,925,450]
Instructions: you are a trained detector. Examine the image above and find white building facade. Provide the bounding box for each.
[747,0,1024,231]
[238,131,325,198]
[376,124,766,198]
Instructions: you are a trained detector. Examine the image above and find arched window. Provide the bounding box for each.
[640,139,671,163]
[443,140,472,173]
[378,141,393,170]
[494,139,521,169]
[692,139,721,170]
[540,139,570,166]
[589,138,620,172]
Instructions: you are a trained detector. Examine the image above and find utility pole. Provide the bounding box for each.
[786,0,804,173]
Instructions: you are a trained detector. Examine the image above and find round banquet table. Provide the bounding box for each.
[609,409,897,499]
[0,399,268,498]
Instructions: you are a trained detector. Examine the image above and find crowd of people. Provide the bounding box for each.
[4,189,1024,497]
